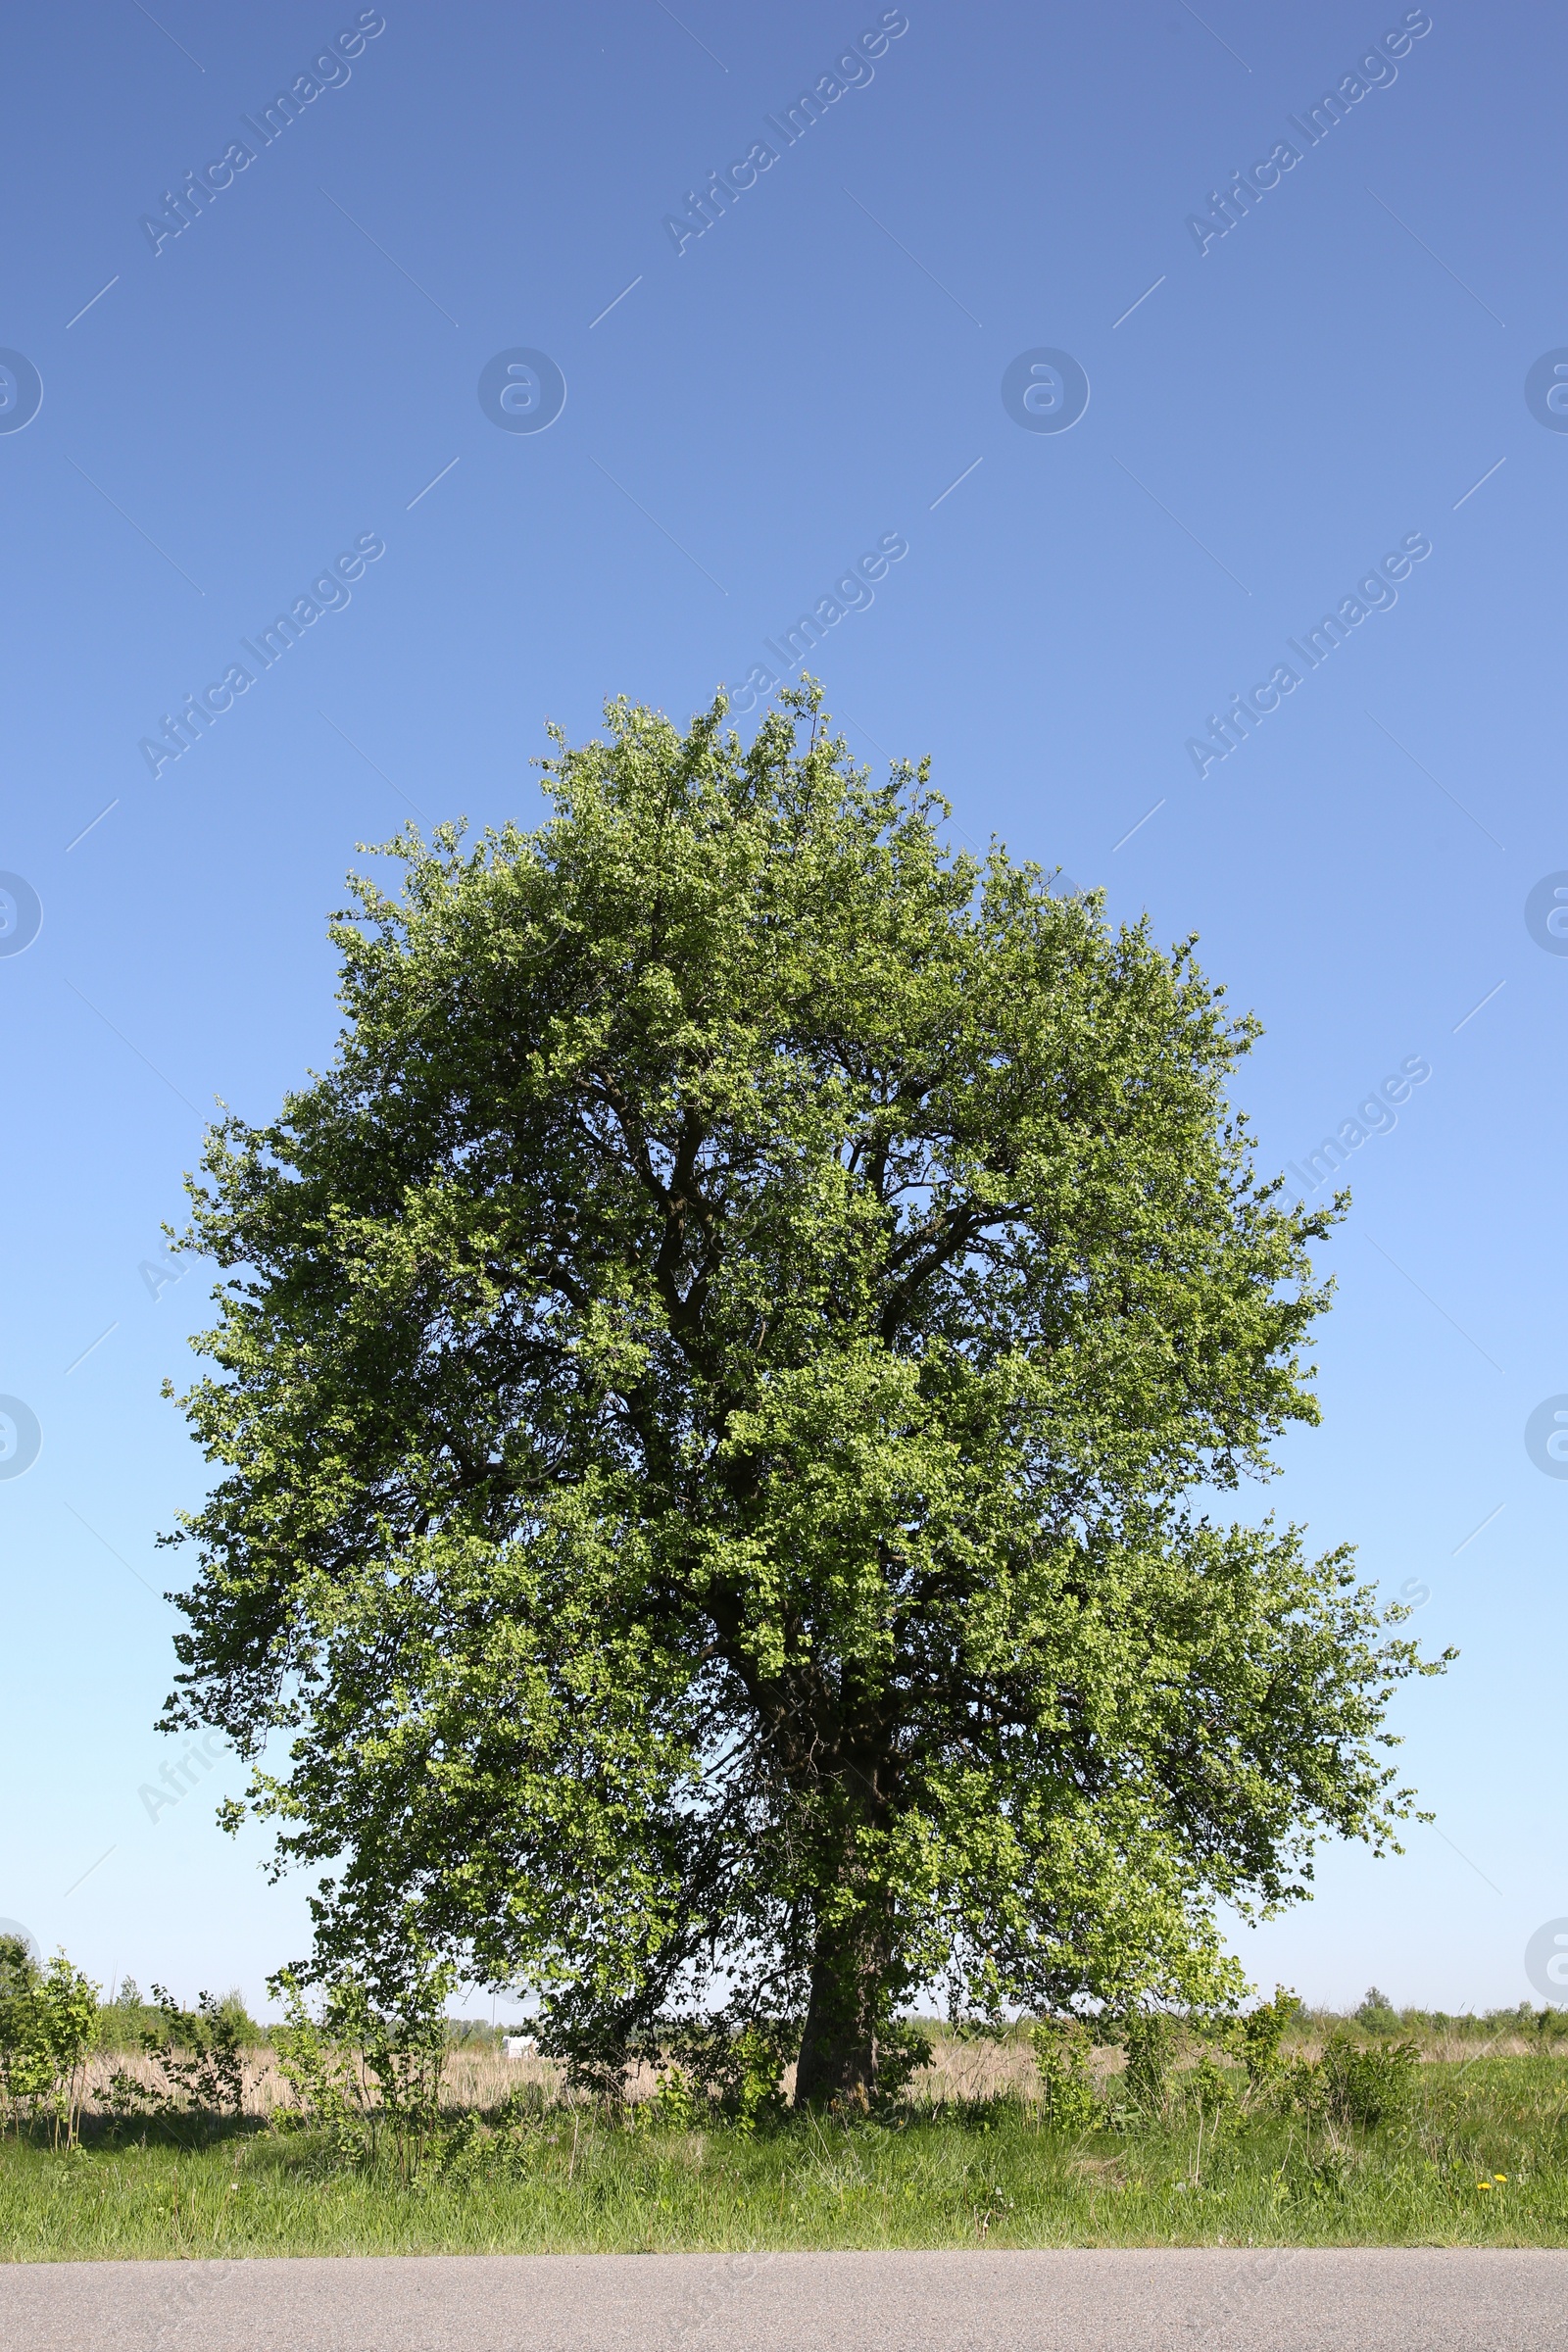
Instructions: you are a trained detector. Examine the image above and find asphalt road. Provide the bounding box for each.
[5,2248,1568,2352]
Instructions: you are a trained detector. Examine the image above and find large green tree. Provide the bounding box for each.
[165,687,1439,2105]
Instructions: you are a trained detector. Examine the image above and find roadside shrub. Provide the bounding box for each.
[873,2022,935,2113]
[106,1985,250,2132]
[1029,2019,1099,2134]
[1279,2030,1418,2132]
[0,1938,98,2148]
[269,1951,454,2178]
[722,2023,791,2134]
[269,1973,365,2164]
[1121,2012,1176,2118]
[1231,1985,1301,2087]
[661,2015,797,2133]
[648,2066,705,2131]
[542,2013,637,2105]
[1183,2053,1241,2126]
[431,2088,547,2181]
[1325,2031,1418,2129]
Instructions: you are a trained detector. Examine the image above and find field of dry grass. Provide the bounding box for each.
[78,2015,1562,2125]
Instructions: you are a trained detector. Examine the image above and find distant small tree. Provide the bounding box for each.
[162,686,1446,2107]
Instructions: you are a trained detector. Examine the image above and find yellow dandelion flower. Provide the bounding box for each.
[1494,2174,1506,2182]
[1476,2181,1492,2191]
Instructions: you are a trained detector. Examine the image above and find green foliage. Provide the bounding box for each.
[160,683,1445,2101]
[172,1988,248,2115]
[1296,2000,1568,2046]
[0,1939,99,2147]
[648,2067,704,2131]
[96,1997,167,2053]
[98,1984,263,2064]
[1121,2012,1177,2118]
[1279,2031,1419,2132]
[270,1971,366,2163]
[1028,2019,1098,2134]
[9,2053,1568,2256]
[539,2008,639,2106]
[269,1951,455,2179]
[1354,1984,1402,2034]
[873,2021,935,2113]
[1231,1984,1301,2084]
[662,2015,796,2134]
[1323,2032,1419,2131]
[723,2024,790,2135]
[1182,2053,1240,2125]
[430,2087,549,2182]
[117,1986,250,2126]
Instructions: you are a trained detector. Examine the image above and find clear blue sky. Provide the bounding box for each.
[2,0,1561,2019]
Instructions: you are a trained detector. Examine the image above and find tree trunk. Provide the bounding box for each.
[793,1918,885,2109]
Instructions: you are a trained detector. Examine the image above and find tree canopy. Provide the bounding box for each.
[164,685,1441,2104]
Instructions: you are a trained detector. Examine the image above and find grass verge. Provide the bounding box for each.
[3,2058,1568,2259]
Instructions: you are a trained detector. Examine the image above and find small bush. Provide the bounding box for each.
[1029,2020,1099,2135]
[269,1975,365,2165]
[106,1986,251,2132]
[662,2015,797,2133]
[725,2024,790,2134]
[1231,1985,1300,2086]
[0,1939,98,2147]
[1325,2031,1418,2129]
[1121,2012,1176,2118]
[1354,1986,1404,2037]
[873,2022,934,2113]
[1278,2031,1418,2132]
[649,2067,705,2131]
[269,1951,455,2178]
[431,2089,546,2181]
[1183,2054,1240,2125]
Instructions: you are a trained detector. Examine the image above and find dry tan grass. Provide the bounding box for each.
[80,2045,570,2123]
[82,2034,1048,2122]
[81,2020,1542,2122]
[1286,2029,1542,2064]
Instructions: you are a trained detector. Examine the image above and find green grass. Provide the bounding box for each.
[5,2058,1568,2259]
